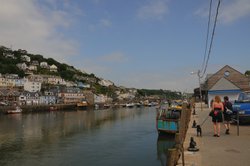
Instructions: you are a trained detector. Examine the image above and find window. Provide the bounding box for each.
[224,71,230,77]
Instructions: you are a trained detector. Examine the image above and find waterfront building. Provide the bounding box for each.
[202,65,250,107]
[19,91,40,105]
[0,88,20,105]
[58,87,86,104]
[40,91,57,105]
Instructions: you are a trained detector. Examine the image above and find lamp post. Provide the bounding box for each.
[191,70,203,111]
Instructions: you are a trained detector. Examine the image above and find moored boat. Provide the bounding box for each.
[103,104,111,109]
[126,103,135,108]
[156,106,181,134]
[7,106,22,114]
[77,100,88,110]
[49,106,58,111]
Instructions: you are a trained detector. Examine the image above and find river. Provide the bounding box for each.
[0,107,175,166]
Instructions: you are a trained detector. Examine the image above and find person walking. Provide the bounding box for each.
[223,96,233,134]
[211,96,224,137]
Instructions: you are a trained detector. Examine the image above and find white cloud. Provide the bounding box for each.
[137,0,169,20]
[0,0,80,62]
[195,0,250,24]
[220,0,250,23]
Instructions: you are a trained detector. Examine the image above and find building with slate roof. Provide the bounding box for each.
[202,65,250,107]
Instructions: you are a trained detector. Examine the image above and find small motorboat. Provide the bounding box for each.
[7,106,22,114]
[77,100,88,110]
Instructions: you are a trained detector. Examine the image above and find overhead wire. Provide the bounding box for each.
[200,0,213,75]
[200,0,221,78]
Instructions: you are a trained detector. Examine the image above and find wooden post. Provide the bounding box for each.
[167,148,178,166]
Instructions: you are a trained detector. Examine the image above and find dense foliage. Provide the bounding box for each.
[137,89,182,100]
[0,46,95,82]
[245,70,250,76]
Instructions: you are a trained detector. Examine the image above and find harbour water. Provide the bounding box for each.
[0,107,174,166]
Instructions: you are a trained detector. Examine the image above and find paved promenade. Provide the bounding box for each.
[178,103,250,166]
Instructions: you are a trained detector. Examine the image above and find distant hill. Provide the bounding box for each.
[0,45,98,83]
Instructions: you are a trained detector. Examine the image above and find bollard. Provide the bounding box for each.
[187,137,199,152]
[192,108,196,115]
[192,120,197,128]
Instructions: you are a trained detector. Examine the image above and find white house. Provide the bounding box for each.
[28,65,37,71]
[27,75,43,82]
[4,53,16,59]
[65,81,77,87]
[47,76,65,85]
[23,78,42,92]
[94,94,112,103]
[49,64,58,72]
[21,55,31,62]
[98,79,114,87]
[16,63,27,70]
[40,62,48,68]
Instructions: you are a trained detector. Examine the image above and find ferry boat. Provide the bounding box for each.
[7,106,22,114]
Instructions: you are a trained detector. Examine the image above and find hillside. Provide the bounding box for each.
[0,45,184,99]
[0,45,98,83]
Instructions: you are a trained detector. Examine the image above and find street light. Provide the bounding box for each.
[191,70,203,111]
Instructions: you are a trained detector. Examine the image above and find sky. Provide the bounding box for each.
[0,0,250,93]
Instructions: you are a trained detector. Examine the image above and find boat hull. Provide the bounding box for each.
[157,119,179,134]
[6,107,22,114]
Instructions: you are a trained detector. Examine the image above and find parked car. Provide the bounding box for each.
[232,91,250,124]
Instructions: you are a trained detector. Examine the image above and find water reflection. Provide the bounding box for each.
[0,107,175,166]
[157,134,175,166]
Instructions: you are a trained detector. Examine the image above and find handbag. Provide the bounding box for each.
[225,107,233,114]
[209,110,213,117]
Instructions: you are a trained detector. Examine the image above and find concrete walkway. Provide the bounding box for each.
[178,103,250,166]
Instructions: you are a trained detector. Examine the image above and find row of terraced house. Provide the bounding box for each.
[0,73,139,106]
[0,73,93,106]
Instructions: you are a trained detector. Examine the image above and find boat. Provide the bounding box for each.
[103,104,111,109]
[156,105,181,134]
[135,102,143,107]
[49,106,58,111]
[120,103,126,108]
[7,106,22,114]
[126,103,135,108]
[77,100,88,110]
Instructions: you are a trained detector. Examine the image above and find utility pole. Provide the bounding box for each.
[191,70,203,111]
[198,70,203,111]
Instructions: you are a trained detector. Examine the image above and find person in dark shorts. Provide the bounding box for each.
[211,96,224,137]
[223,96,233,134]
